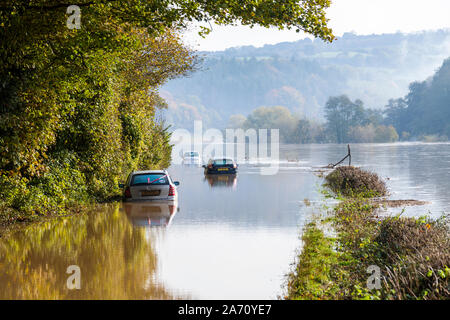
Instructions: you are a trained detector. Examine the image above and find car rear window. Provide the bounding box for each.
[131,174,168,186]
[213,159,234,165]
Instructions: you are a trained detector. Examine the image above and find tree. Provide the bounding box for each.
[384,58,450,138]
[294,119,313,144]
[228,114,247,129]
[0,0,335,40]
[363,108,384,126]
[244,106,299,143]
[0,16,197,217]
[324,95,365,143]
[384,98,408,133]
[374,125,399,143]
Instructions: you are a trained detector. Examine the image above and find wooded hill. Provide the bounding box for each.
[163,30,450,129]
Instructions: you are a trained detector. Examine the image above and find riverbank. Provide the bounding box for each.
[285,166,450,300]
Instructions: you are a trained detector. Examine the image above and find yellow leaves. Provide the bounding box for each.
[1,7,184,209]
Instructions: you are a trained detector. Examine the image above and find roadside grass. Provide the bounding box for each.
[286,222,341,300]
[286,167,450,300]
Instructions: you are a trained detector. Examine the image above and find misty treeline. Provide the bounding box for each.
[0,1,334,220]
[164,30,450,129]
[228,100,398,144]
[229,56,450,144]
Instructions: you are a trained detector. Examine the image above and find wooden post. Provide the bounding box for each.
[327,144,352,168]
[348,144,351,166]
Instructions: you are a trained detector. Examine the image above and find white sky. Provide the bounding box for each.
[183,0,450,51]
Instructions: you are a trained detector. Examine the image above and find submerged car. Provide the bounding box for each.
[203,158,238,174]
[119,170,180,201]
[182,151,201,165]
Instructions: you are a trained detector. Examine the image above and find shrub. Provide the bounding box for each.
[0,151,90,224]
[374,125,399,143]
[420,135,449,143]
[376,216,450,299]
[349,124,376,143]
[325,166,387,198]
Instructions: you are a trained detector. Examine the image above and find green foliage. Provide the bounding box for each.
[0,0,334,40]
[286,222,342,300]
[0,4,202,224]
[375,215,450,299]
[385,58,450,139]
[0,153,88,221]
[287,192,450,300]
[287,168,449,300]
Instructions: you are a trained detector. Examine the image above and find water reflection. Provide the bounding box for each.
[0,143,448,300]
[0,203,181,299]
[123,201,179,228]
[182,161,202,167]
[204,174,237,189]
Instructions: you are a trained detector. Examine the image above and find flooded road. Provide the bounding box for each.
[0,143,449,299]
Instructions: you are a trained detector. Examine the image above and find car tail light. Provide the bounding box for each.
[168,185,175,196]
[124,187,132,198]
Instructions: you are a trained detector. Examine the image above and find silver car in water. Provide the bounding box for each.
[119,170,180,201]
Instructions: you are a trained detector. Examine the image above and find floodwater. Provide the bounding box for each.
[0,143,449,299]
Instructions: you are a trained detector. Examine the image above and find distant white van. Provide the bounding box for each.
[182,151,201,165]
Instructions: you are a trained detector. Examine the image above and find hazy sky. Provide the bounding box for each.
[183,0,450,51]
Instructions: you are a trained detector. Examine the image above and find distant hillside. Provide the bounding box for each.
[162,30,450,130]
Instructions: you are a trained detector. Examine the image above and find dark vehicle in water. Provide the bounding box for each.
[203,158,238,174]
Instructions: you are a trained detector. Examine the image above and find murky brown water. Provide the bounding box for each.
[0,143,449,299]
